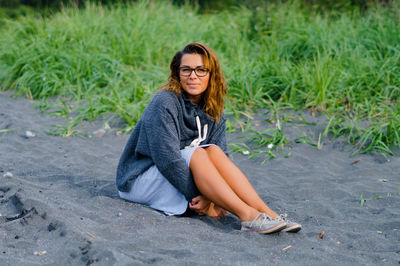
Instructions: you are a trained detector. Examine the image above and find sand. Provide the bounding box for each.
[0,91,399,265]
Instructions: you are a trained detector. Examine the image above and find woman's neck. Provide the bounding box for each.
[188,94,202,105]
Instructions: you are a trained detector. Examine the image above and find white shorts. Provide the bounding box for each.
[118,145,213,215]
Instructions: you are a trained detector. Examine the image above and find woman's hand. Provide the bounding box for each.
[189,195,211,215]
[189,195,227,219]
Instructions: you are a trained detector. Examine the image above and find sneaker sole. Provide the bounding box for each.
[245,221,287,234]
[282,224,302,233]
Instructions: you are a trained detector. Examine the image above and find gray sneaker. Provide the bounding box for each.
[241,213,287,234]
[274,214,302,233]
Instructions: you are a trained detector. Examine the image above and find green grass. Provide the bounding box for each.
[0,0,399,157]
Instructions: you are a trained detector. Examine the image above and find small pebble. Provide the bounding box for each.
[117,212,122,217]
[3,172,13,178]
[37,251,47,256]
[267,144,274,149]
[93,128,106,137]
[25,131,35,138]
[242,150,250,155]
[377,231,383,234]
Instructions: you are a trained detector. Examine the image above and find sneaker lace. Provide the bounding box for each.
[275,213,288,222]
[250,213,271,227]
[280,213,287,220]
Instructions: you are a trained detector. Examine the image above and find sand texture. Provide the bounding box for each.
[0,91,399,265]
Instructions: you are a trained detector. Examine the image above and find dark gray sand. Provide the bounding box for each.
[1,91,399,265]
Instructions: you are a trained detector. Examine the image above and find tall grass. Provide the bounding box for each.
[0,0,399,155]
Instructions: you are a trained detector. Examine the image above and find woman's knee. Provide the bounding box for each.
[190,147,209,167]
[205,145,225,156]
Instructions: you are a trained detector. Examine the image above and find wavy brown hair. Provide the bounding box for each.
[161,42,227,123]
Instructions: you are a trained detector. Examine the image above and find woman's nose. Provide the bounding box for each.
[189,71,198,79]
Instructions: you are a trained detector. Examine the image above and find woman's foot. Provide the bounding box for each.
[274,214,302,233]
[241,213,287,234]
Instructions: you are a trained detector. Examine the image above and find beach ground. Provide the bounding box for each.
[0,91,399,265]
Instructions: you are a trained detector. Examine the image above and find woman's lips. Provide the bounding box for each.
[187,84,201,89]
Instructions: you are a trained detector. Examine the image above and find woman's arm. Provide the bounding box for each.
[143,104,200,201]
[208,115,229,156]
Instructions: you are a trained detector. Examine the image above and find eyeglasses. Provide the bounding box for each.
[179,66,209,77]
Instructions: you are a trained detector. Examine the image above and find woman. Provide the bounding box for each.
[116,42,301,234]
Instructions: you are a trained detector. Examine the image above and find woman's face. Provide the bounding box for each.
[179,53,210,104]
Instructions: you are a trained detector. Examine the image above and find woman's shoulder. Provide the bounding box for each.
[142,90,181,119]
[150,90,180,107]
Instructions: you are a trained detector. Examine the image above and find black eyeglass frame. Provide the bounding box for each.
[179,66,210,77]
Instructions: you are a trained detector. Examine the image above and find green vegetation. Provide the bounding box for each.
[0,0,399,157]
[360,194,365,206]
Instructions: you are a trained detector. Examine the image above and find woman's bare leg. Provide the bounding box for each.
[204,145,278,219]
[190,148,260,221]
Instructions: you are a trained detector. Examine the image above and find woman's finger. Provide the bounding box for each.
[191,195,202,206]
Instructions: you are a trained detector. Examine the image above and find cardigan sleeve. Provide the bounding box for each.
[208,115,229,157]
[143,105,200,201]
